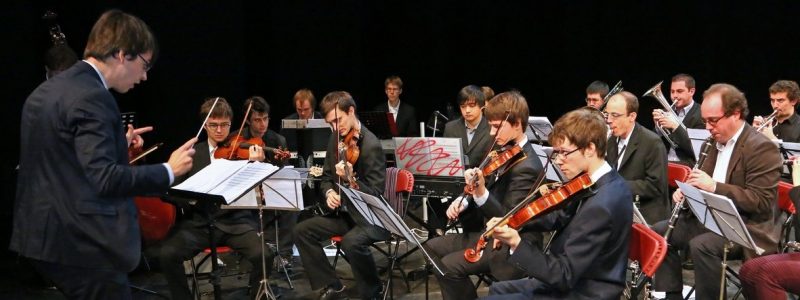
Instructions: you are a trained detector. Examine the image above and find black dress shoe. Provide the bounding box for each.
[319,285,348,300]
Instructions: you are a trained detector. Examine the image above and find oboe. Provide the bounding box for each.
[663,136,714,241]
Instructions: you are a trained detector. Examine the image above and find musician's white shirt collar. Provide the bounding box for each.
[591,161,613,183]
[712,122,745,183]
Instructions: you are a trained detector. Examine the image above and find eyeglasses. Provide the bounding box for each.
[552,148,580,159]
[206,122,231,130]
[702,114,729,126]
[603,112,627,120]
[137,54,152,72]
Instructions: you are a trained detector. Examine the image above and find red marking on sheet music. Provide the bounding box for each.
[395,138,463,176]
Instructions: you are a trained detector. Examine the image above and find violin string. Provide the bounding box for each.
[196,97,219,139]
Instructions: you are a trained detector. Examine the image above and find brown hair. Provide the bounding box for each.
[769,80,800,103]
[481,86,495,101]
[320,91,356,116]
[199,97,233,120]
[672,73,696,89]
[384,75,403,89]
[703,83,749,120]
[549,107,608,159]
[84,9,158,63]
[483,91,529,127]
[293,88,316,108]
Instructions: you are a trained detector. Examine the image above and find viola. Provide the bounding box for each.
[463,172,593,263]
[213,134,290,163]
[337,128,361,189]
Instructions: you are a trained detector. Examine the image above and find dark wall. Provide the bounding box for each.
[4,1,800,253]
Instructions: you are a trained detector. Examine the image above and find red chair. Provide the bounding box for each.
[778,182,797,250]
[627,223,668,298]
[666,162,692,190]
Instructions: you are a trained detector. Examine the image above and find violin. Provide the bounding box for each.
[337,128,361,189]
[463,172,593,263]
[463,145,523,195]
[213,134,290,163]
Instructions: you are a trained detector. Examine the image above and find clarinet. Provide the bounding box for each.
[663,136,714,240]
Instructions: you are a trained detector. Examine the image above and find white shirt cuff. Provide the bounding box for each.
[162,163,175,185]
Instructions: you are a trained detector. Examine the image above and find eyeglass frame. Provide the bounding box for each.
[552,147,581,160]
[205,122,232,130]
[137,54,152,72]
[702,113,730,126]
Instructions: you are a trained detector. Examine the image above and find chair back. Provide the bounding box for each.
[629,223,668,277]
[778,181,796,215]
[666,162,692,189]
[384,167,414,216]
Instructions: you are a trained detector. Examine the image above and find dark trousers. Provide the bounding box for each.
[294,214,390,299]
[157,224,273,300]
[740,252,800,299]
[30,259,132,300]
[426,232,526,300]
[652,215,743,300]
[793,194,800,242]
[264,210,299,258]
[480,277,543,300]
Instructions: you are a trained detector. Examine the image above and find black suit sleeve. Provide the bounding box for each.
[626,134,668,204]
[479,153,543,218]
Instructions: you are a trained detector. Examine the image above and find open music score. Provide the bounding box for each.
[170,160,279,204]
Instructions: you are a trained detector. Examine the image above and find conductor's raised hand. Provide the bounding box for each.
[126,124,153,149]
[168,138,197,177]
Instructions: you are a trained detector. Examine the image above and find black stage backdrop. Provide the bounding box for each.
[3,1,800,258]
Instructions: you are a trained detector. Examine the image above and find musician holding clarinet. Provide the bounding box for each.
[482,107,632,299]
[652,83,783,300]
[426,91,544,300]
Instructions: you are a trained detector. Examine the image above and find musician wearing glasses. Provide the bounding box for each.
[373,75,419,137]
[426,91,543,300]
[752,80,800,142]
[159,98,275,300]
[652,74,706,166]
[604,91,669,223]
[585,80,609,109]
[11,10,197,299]
[652,83,783,300]
[483,107,632,299]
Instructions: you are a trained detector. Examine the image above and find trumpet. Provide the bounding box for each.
[645,81,686,149]
[755,110,779,132]
[663,136,713,241]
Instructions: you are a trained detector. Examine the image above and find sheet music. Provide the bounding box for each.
[172,160,279,204]
[525,116,552,142]
[676,181,721,236]
[687,128,711,161]
[700,190,763,253]
[262,167,304,210]
[531,144,565,182]
[337,184,381,226]
[393,137,464,177]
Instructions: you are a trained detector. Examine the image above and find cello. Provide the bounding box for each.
[128,141,176,245]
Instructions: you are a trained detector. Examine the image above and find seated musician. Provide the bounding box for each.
[433,85,493,233]
[234,96,296,269]
[739,251,800,299]
[584,80,609,110]
[158,97,275,300]
[604,91,669,223]
[652,74,705,166]
[752,80,800,142]
[652,83,783,300]
[293,91,388,300]
[482,107,633,299]
[425,91,544,300]
[286,88,323,120]
[373,75,419,137]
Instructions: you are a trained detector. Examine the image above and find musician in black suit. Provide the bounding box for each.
[158,98,274,300]
[753,80,800,142]
[483,108,632,299]
[426,91,544,300]
[10,10,196,299]
[585,80,609,109]
[653,74,705,166]
[373,75,419,137]
[293,91,388,300]
[605,91,669,223]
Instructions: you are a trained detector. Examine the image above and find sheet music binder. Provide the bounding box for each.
[223,167,305,210]
[169,160,280,205]
[359,111,399,139]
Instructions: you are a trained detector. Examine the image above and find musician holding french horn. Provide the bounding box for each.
[752,80,800,142]
[652,83,783,300]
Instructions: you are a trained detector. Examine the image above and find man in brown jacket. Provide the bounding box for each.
[652,83,783,300]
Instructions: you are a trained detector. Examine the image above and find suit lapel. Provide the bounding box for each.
[618,124,640,170]
[726,125,751,181]
[606,136,619,168]
[684,102,703,127]
[467,117,489,152]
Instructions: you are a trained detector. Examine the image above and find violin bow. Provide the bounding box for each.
[129,142,164,164]
[196,97,219,139]
[229,102,254,160]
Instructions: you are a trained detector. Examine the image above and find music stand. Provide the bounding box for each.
[337,184,445,300]
[531,144,566,182]
[676,182,763,300]
[280,119,331,167]
[359,111,399,139]
[170,160,281,300]
[687,128,711,161]
[525,116,552,145]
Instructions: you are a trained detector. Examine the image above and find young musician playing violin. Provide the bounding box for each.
[482,107,632,300]
[293,91,388,300]
[425,91,544,300]
[157,97,276,300]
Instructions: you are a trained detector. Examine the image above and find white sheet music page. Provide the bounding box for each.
[172,160,279,204]
[676,181,722,236]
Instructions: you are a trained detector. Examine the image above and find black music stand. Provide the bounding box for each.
[280,119,331,167]
[525,116,552,145]
[677,182,763,299]
[359,111,399,139]
[170,160,281,300]
[337,184,444,300]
